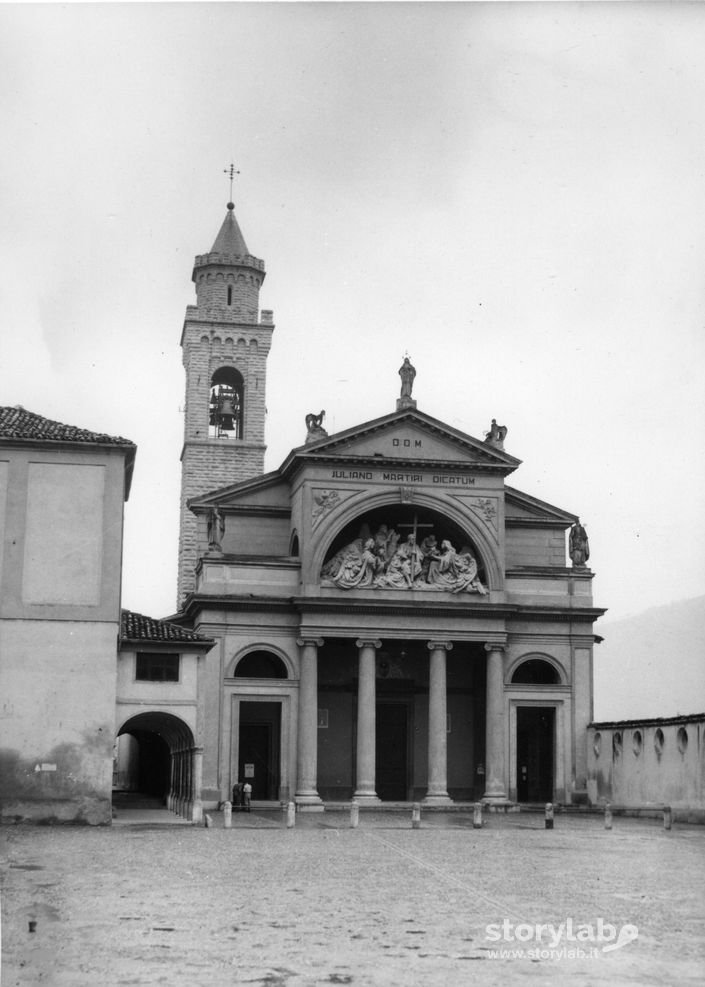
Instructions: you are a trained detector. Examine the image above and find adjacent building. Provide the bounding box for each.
[0,407,135,824]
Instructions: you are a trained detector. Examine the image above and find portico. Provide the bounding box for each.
[289,628,511,808]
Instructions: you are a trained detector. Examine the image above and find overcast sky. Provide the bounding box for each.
[1,2,704,714]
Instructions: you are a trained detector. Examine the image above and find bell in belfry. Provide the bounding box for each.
[209,385,238,432]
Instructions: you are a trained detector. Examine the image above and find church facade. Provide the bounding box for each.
[173,202,604,811]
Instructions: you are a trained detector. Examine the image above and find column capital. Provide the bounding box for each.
[297,637,324,649]
[355,638,382,650]
[484,642,506,654]
[427,641,453,652]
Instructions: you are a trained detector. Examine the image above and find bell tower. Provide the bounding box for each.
[177,200,274,603]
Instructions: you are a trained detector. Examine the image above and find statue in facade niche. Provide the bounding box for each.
[321,523,487,595]
[207,506,225,553]
[305,410,328,444]
[398,357,416,399]
[569,521,590,568]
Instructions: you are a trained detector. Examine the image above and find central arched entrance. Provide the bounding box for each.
[115,712,200,820]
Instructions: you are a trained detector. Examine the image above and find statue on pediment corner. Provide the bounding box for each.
[305,410,328,444]
[485,418,508,449]
[569,522,590,568]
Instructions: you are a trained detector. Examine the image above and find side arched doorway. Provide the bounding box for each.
[115,712,202,821]
[226,648,295,805]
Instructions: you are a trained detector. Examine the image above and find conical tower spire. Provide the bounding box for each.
[210,202,250,256]
[192,202,265,323]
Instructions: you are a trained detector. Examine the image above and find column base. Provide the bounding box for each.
[482,793,511,806]
[422,793,453,806]
[295,794,325,812]
[353,792,381,806]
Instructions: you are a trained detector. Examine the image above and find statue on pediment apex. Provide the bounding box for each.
[399,357,416,399]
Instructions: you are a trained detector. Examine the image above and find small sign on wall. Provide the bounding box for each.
[244,763,255,778]
[318,709,329,729]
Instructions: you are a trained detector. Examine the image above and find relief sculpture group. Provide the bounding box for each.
[321,525,488,595]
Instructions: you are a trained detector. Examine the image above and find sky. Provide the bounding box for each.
[1,2,704,715]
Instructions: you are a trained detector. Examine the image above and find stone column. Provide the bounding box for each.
[174,751,183,816]
[296,637,324,810]
[354,639,382,804]
[424,641,453,805]
[184,748,193,819]
[483,643,508,802]
[167,753,175,811]
[191,746,204,824]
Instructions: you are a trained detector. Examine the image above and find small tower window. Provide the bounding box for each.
[209,367,244,438]
[227,285,233,306]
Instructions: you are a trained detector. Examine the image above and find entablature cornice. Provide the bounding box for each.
[190,504,292,519]
[505,517,574,530]
[284,454,517,482]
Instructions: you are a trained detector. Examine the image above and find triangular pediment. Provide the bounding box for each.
[505,485,577,525]
[282,408,521,476]
[189,471,291,511]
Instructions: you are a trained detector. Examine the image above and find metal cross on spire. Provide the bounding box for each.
[224,162,240,204]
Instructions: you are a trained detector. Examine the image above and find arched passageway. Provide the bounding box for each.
[115,712,202,822]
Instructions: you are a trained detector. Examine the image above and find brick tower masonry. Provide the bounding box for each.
[177,202,274,604]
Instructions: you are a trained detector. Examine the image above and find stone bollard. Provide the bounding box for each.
[223,800,232,829]
[286,801,296,829]
[204,813,213,828]
[545,803,554,830]
[350,800,359,829]
[411,802,421,830]
[473,802,483,829]
[604,804,613,830]
[663,806,672,831]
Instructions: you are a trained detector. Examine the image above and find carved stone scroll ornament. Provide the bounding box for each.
[312,489,341,525]
[321,525,488,595]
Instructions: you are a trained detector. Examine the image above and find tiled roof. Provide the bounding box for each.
[121,609,212,645]
[0,406,135,448]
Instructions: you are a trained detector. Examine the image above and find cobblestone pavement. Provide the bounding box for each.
[2,809,704,986]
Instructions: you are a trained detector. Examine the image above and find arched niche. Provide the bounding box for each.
[289,529,300,557]
[315,499,497,592]
[234,651,288,679]
[209,366,244,438]
[226,644,295,680]
[509,656,564,686]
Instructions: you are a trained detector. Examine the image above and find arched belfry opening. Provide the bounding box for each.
[209,366,244,438]
[320,505,489,593]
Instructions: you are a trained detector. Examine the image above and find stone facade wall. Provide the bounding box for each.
[0,445,128,824]
[505,525,567,567]
[587,716,705,822]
